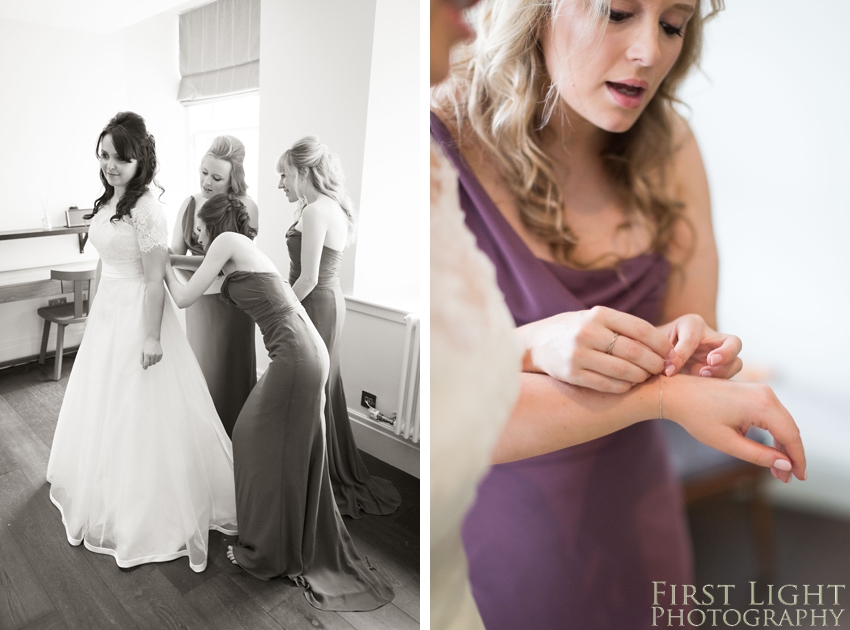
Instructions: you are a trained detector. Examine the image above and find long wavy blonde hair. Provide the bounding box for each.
[432,0,724,267]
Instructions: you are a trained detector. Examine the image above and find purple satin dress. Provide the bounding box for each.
[432,113,693,630]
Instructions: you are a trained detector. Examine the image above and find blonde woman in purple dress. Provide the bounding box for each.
[430,1,807,628]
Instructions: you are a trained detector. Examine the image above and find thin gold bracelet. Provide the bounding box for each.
[658,375,664,420]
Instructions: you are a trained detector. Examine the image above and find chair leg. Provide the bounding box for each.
[54,325,66,381]
[39,320,50,365]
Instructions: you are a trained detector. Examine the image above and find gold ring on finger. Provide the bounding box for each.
[605,332,620,355]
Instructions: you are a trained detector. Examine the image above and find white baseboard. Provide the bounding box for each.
[348,409,419,479]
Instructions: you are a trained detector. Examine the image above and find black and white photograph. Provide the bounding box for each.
[0,1,419,629]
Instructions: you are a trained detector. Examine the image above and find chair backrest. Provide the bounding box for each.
[51,269,97,319]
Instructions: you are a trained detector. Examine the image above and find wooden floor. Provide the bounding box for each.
[0,356,419,630]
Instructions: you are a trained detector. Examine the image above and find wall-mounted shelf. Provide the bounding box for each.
[0,226,89,254]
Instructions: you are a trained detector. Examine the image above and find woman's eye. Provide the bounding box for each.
[608,10,631,23]
[661,21,684,37]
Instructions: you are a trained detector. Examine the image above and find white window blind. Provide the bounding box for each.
[178,0,260,103]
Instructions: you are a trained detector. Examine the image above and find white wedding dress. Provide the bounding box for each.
[430,145,521,630]
[46,192,238,572]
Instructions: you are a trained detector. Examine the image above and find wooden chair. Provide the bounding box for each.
[663,420,776,581]
[37,269,97,380]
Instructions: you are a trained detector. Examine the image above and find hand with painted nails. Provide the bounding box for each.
[516,305,677,394]
[665,375,806,483]
[658,314,743,379]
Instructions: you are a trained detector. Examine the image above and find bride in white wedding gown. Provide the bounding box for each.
[46,112,237,572]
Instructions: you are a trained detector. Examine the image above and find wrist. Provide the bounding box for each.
[656,373,694,423]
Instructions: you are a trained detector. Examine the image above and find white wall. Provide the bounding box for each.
[257,0,377,295]
[355,0,420,313]
[679,1,850,515]
[679,1,850,398]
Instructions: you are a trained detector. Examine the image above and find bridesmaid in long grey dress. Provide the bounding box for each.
[170,135,257,436]
[277,136,402,519]
[164,193,394,612]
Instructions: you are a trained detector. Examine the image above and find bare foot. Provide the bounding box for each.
[226,545,240,566]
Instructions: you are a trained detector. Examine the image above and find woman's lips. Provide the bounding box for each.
[606,81,647,109]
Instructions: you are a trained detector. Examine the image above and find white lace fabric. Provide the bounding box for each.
[88,193,168,260]
[430,144,521,630]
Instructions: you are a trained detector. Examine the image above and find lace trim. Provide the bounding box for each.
[132,199,168,254]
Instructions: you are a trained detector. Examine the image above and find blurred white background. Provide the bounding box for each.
[679,1,850,516]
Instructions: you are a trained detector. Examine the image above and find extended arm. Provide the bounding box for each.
[169,255,204,271]
[291,205,326,301]
[495,373,805,483]
[164,235,232,308]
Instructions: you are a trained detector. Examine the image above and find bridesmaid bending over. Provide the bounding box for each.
[164,193,394,612]
[170,135,258,436]
[277,136,402,518]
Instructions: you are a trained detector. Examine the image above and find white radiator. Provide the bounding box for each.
[394,314,420,443]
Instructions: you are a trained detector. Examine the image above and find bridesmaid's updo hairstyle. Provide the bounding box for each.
[198,193,257,250]
[89,111,163,224]
[206,135,248,195]
[276,136,356,242]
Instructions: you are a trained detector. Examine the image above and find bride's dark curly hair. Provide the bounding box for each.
[86,111,164,223]
[197,193,257,250]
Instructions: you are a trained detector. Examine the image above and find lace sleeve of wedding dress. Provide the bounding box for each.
[132,197,168,254]
[430,143,521,630]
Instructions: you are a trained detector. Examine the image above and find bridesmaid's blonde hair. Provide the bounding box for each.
[277,136,357,244]
[206,135,248,196]
[432,0,724,267]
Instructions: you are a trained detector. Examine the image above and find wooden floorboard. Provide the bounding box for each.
[7,484,137,630]
[0,397,51,489]
[84,554,209,630]
[0,358,420,629]
[267,588,356,630]
[339,602,420,630]
[20,610,68,630]
[0,525,55,630]
[0,439,19,477]
[183,573,283,630]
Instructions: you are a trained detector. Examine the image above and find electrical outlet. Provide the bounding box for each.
[361,391,377,409]
[48,297,67,307]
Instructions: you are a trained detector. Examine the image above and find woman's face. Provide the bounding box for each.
[278,160,299,203]
[194,216,210,251]
[99,135,138,191]
[542,0,695,133]
[199,155,232,198]
[430,0,479,85]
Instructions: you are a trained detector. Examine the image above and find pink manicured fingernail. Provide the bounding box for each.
[709,354,721,366]
[802,470,807,481]
[664,365,675,377]
[699,369,712,378]
[773,459,792,471]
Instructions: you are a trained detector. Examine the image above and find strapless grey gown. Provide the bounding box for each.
[286,227,402,519]
[222,271,393,611]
